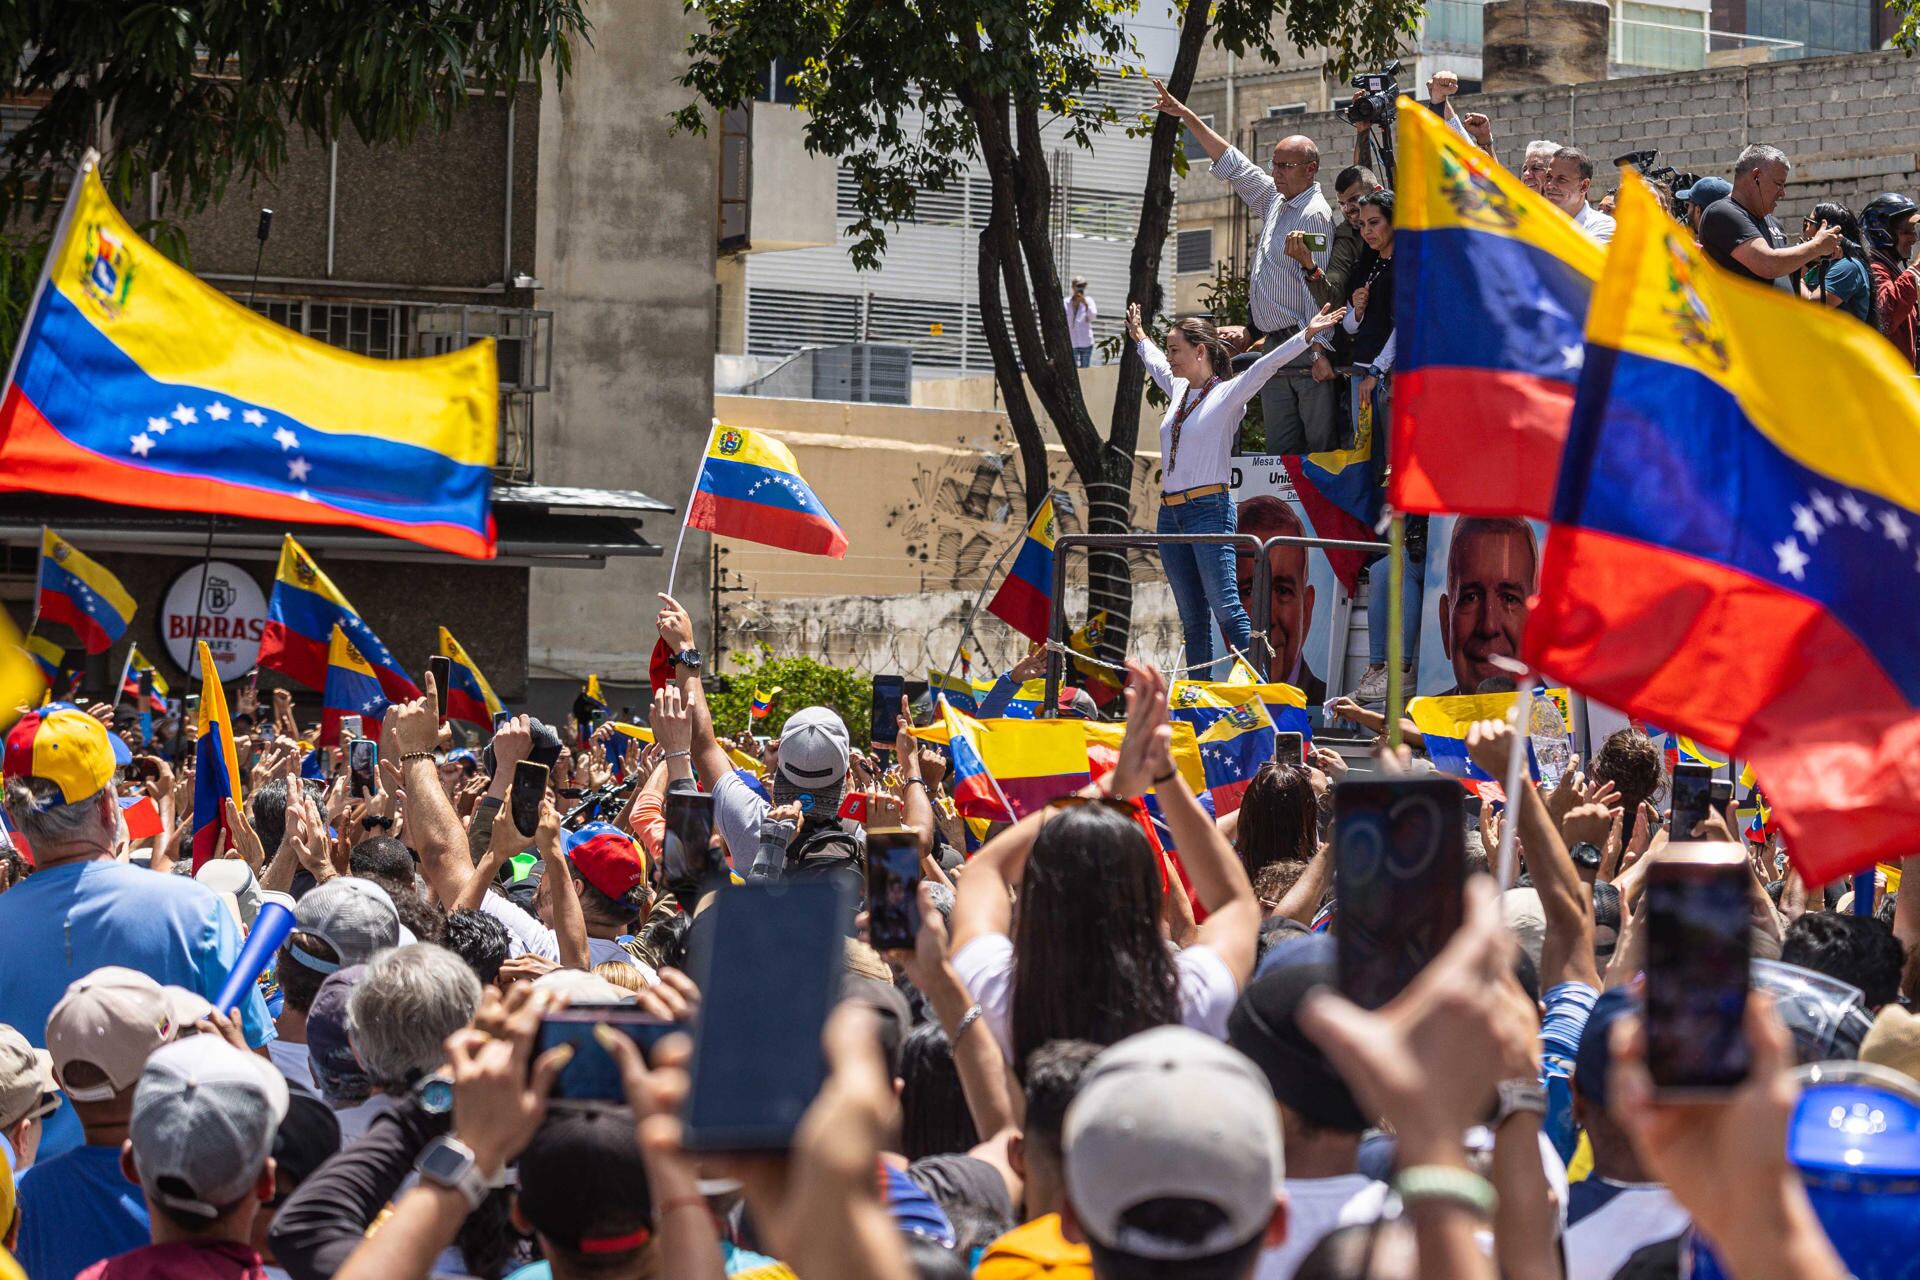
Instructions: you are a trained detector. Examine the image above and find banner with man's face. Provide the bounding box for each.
[1229,457,1339,713]
[1417,515,1546,698]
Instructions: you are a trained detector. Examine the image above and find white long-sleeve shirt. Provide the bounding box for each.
[1208,148,1334,338]
[1138,329,1312,494]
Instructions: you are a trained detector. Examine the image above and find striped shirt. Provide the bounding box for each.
[1209,147,1336,338]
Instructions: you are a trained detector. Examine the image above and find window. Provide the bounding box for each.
[1617,1,1708,69]
[1183,115,1214,163]
[1267,103,1308,117]
[1176,228,1214,275]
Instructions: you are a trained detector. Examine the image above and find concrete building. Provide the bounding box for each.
[0,0,716,724]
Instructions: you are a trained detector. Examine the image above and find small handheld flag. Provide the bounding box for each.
[438,626,505,729]
[261,535,419,701]
[321,625,391,747]
[938,699,1016,823]
[191,642,244,870]
[36,529,135,654]
[987,496,1058,643]
[686,423,848,558]
[750,687,780,720]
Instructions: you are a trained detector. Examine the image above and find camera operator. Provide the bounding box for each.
[1677,177,1731,243]
[1799,202,1876,327]
[1154,77,1341,454]
[1700,143,1839,294]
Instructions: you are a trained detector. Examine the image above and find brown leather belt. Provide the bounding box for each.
[1161,483,1227,506]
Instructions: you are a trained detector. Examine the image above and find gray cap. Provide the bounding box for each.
[774,707,851,814]
[289,878,406,974]
[1064,1026,1281,1261]
[130,1035,289,1220]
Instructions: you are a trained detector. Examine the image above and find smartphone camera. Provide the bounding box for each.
[348,739,378,799]
[1333,777,1467,1010]
[510,760,550,839]
[1645,848,1752,1095]
[1670,762,1713,840]
[538,1006,682,1105]
[865,829,923,952]
[664,791,717,884]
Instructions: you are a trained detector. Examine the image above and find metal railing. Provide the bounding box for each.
[1042,531,1389,714]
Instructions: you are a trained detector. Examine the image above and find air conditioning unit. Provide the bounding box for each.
[812,343,913,404]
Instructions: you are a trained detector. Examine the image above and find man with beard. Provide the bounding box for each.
[1234,496,1326,705]
[1438,517,1538,696]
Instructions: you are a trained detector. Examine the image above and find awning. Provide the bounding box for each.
[0,483,674,568]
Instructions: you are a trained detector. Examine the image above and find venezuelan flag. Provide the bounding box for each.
[1168,682,1276,815]
[927,668,989,715]
[1407,689,1569,794]
[987,496,1057,643]
[24,633,63,687]
[750,687,779,720]
[689,423,847,558]
[1067,610,1108,682]
[0,166,498,558]
[1390,101,1604,520]
[938,698,1016,822]
[191,641,243,870]
[914,711,1089,817]
[321,625,391,747]
[36,529,134,653]
[119,643,169,714]
[438,626,504,728]
[3,614,48,727]
[1283,407,1383,593]
[1524,178,1920,885]
[261,535,418,701]
[1224,661,1316,742]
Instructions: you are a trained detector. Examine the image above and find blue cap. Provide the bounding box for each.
[1574,987,1640,1108]
[1680,176,1731,210]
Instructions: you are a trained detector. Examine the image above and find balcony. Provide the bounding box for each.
[717,101,838,256]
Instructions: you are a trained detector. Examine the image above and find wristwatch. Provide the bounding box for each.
[412,1070,454,1116]
[415,1136,489,1211]
[1568,840,1602,871]
[667,648,704,671]
[1492,1078,1547,1129]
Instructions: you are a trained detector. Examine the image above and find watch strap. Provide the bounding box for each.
[1494,1078,1548,1127]
[416,1135,488,1211]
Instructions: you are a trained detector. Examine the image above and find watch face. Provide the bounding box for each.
[418,1077,454,1114]
[418,1140,471,1182]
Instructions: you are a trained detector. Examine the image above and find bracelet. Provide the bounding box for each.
[953,1004,984,1040]
[663,749,691,761]
[1151,768,1177,785]
[399,751,435,765]
[1393,1165,1497,1217]
[904,777,930,790]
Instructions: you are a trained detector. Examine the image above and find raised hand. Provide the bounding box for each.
[1303,303,1347,339]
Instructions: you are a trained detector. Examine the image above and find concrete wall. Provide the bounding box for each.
[530,0,718,686]
[1250,49,1920,218]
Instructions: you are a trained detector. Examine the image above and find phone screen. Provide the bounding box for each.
[1275,732,1305,765]
[348,739,378,798]
[428,656,452,719]
[683,879,852,1151]
[1708,778,1733,816]
[1333,777,1467,1010]
[339,713,362,741]
[1645,850,1752,1095]
[510,760,550,839]
[664,791,717,883]
[1670,762,1713,839]
[865,829,923,952]
[538,1005,682,1104]
[870,675,906,752]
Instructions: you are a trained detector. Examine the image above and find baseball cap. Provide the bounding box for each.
[1228,941,1370,1133]
[2,706,115,805]
[774,707,851,811]
[1056,687,1099,720]
[130,1035,289,1220]
[46,967,182,1102]
[196,859,265,929]
[288,877,406,973]
[0,1024,58,1130]
[564,822,648,903]
[305,965,372,1106]
[517,1108,655,1254]
[1863,1005,1920,1085]
[1572,986,1638,1107]
[1679,176,1732,210]
[1064,1026,1281,1262]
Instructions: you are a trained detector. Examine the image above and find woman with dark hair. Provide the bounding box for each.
[1232,761,1319,880]
[948,663,1261,1075]
[1127,301,1345,680]
[898,1022,981,1161]
[1801,201,1875,326]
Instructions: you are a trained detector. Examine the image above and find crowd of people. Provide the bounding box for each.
[2,587,1918,1280]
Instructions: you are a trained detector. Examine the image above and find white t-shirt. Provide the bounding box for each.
[331,1091,400,1148]
[951,933,1240,1062]
[268,1038,312,1090]
[1565,1181,1689,1280]
[1256,1175,1388,1280]
[478,895,659,982]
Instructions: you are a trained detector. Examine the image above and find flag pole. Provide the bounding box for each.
[940,487,1051,685]
[1384,513,1406,751]
[112,645,135,713]
[664,422,718,601]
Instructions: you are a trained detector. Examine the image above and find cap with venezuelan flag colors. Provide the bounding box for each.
[3,705,115,804]
[564,822,648,903]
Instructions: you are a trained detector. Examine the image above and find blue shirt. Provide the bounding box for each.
[0,859,274,1159]
[15,1143,151,1280]
[1810,255,1872,323]
[1540,981,1599,1164]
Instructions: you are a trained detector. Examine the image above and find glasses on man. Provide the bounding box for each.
[1272,160,1312,171]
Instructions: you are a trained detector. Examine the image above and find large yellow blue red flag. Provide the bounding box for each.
[987,496,1058,643]
[688,423,847,558]
[192,642,244,871]
[1525,177,1920,884]
[0,163,499,558]
[1390,101,1605,519]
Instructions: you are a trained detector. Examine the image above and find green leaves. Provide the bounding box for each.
[705,647,873,746]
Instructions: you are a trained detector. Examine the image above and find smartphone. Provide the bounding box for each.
[348,739,378,799]
[538,1005,683,1104]
[1332,777,1468,1010]
[1708,777,1734,818]
[870,675,906,752]
[663,790,717,883]
[339,713,363,742]
[1670,761,1713,839]
[185,693,200,718]
[837,792,870,825]
[682,879,852,1151]
[1275,731,1305,765]
[865,828,923,952]
[510,760,550,838]
[1645,846,1752,1096]
[428,656,452,719]
[1302,231,1329,253]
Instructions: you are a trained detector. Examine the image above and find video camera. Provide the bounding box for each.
[1338,60,1401,128]
[1615,148,1699,224]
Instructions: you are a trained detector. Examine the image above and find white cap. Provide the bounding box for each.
[1064,1026,1281,1261]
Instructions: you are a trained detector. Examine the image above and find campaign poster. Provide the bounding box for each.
[1228,455,1342,714]
[1417,515,1549,700]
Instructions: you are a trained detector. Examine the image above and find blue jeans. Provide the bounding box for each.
[1157,492,1251,681]
[1367,542,1422,666]
[1073,345,1093,367]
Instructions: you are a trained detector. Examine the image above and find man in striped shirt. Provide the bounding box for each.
[1155,79,1340,453]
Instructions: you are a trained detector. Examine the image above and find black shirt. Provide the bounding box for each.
[1347,249,1396,368]
[1699,197,1794,293]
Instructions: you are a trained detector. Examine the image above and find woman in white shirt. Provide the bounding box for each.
[1127,301,1345,680]
[948,662,1261,1073]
